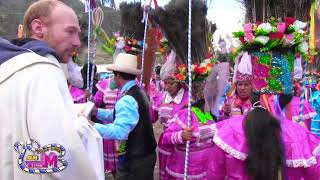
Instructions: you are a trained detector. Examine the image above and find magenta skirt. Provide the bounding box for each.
[103,139,117,172]
[158,133,173,180]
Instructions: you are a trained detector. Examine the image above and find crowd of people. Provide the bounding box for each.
[1,0,320,180]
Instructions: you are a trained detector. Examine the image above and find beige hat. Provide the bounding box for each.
[106,53,142,75]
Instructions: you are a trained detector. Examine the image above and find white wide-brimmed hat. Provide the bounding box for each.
[106,53,142,75]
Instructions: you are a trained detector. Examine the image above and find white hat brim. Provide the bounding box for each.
[106,64,142,75]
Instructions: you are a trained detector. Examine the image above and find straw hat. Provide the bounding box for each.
[106,53,142,75]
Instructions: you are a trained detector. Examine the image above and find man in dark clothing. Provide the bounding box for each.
[92,53,157,180]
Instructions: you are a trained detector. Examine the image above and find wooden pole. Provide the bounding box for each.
[137,28,157,89]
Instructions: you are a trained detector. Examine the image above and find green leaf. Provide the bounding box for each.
[269,16,277,26]
[287,25,296,34]
[100,44,114,56]
[233,31,245,38]
[267,39,281,50]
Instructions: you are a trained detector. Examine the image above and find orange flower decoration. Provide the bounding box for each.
[175,73,186,81]
[207,63,213,68]
[178,64,187,73]
[132,39,138,46]
[159,48,166,53]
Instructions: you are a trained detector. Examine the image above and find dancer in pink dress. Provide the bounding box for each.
[161,62,230,179]
[93,77,119,175]
[220,53,252,120]
[69,85,87,103]
[209,93,320,180]
[209,17,320,179]
[161,108,215,180]
[150,50,189,179]
[151,77,189,179]
[286,59,317,130]
[209,49,320,179]
[284,96,316,130]
[258,93,316,130]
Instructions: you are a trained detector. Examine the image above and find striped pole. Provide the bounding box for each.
[139,0,152,87]
[184,0,192,179]
[90,7,104,99]
[89,30,96,99]
[86,0,92,92]
[298,59,307,122]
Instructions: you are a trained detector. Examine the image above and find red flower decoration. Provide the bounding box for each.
[240,37,246,44]
[124,46,132,53]
[285,17,296,28]
[194,66,200,73]
[125,37,131,43]
[269,32,284,39]
[194,66,206,75]
[199,67,207,75]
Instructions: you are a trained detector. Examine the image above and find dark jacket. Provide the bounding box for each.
[115,85,157,170]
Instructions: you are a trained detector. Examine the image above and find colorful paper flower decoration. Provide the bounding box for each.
[233,17,312,62]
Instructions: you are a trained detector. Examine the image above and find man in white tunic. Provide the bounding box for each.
[0,1,103,180]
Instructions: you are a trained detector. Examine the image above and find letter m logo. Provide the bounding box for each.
[42,152,57,168]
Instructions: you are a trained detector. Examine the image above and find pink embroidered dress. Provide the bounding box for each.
[93,78,119,173]
[285,96,317,130]
[161,108,216,179]
[208,115,320,180]
[220,96,252,120]
[150,88,188,179]
[69,85,87,103]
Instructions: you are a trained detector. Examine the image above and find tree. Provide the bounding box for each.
[239,0,313,22]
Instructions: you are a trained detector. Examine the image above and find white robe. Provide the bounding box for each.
[0,52,104,180]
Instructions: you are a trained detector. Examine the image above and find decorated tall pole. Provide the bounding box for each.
[90,7,104,99]
[140,0,152,86]
[184,0,192,179]
[85,0,92,93]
